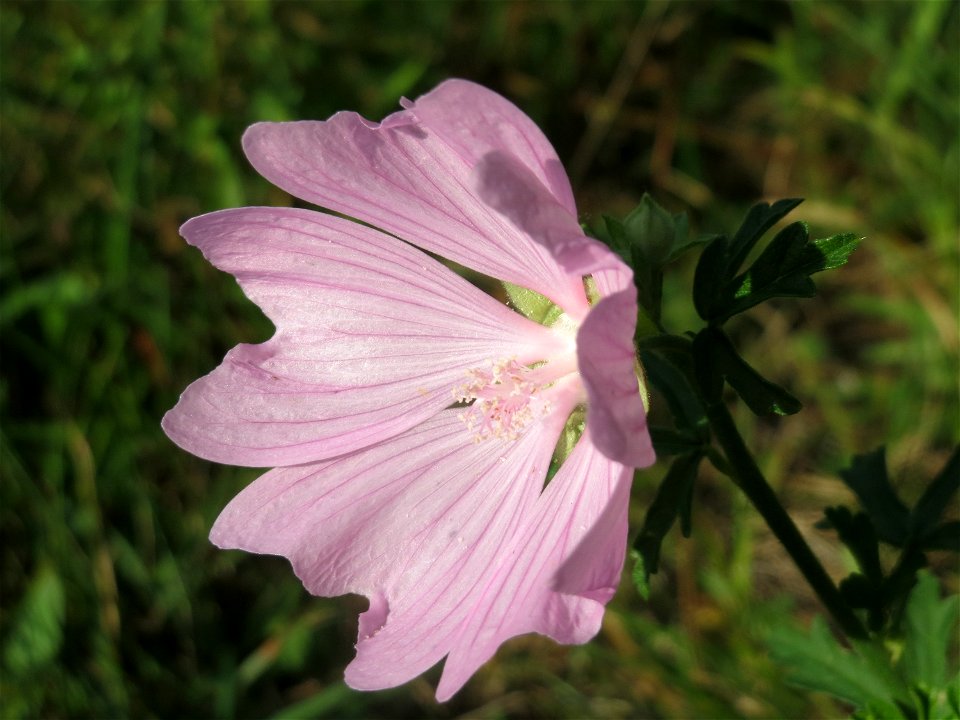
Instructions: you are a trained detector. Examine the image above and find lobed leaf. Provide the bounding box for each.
[838,448,911,547]
[769,616,901,708]
[632,451,703,589]
[693,327,802,416]
[901,571,960,690]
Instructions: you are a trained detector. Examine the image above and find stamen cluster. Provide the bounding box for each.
[454,359,553,442]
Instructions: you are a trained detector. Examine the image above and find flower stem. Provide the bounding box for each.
[705,399,868,640]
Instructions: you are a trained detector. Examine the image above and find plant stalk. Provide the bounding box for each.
[706,399,869,640]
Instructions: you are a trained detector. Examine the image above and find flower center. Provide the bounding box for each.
[454,355,578,442]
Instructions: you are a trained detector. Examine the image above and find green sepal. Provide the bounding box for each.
[632,451,702,593]
[546,407,585,483]
[693,327,802,416]
[596,194,708,324]
[502,281,565,326]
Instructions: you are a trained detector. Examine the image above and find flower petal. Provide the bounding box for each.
[241,80,588,315]
[210,409,566,692]
[435,432,633,701]
[162,208,564,467]
[577,285,656,468]
[473,151,622,282]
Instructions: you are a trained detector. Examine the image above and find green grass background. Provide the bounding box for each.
[1,1,957,717]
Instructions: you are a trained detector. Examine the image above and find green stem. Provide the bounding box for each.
[705,400,869,640]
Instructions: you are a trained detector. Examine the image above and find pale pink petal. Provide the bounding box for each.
[577,285,656,468]
[473,151,625,283]
[210,409,568,691]
[435,432,633,701]
[403,79,577,216]
[241,81,588,315]
[162,208,565,467]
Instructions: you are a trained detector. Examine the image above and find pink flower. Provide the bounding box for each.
[162,80,655,700]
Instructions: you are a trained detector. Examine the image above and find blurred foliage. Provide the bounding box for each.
[1,0,957,718]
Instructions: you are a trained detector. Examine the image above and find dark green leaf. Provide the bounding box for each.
[727,197,804,272]
[839,573,878,609]
[649,426,705,456]
[910,447,960,541]
[693,327,802,416]
[838,448,911,547]
[716,227,861,321]
[691,196,859,324]
[633,452,703,582]
[641,349,710,438]
[665,231,716,265]
[823,507,884,586]
[921,521,960,552]
[693,234,730,321]
[823,505,886,630]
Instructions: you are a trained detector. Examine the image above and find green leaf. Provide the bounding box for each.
[693,327,802,416]
[632,451,703,583]
[629,549,651,601]
[717,226,862,321]
[769,616,901,708]
[268,684,354,720]
[901,571,960,689]
[838,448,911,547]
[693,198,803,321]
[2,564,65,676]
[691,195,860,324]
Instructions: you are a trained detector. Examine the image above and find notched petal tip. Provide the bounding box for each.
[357,592,390,642]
